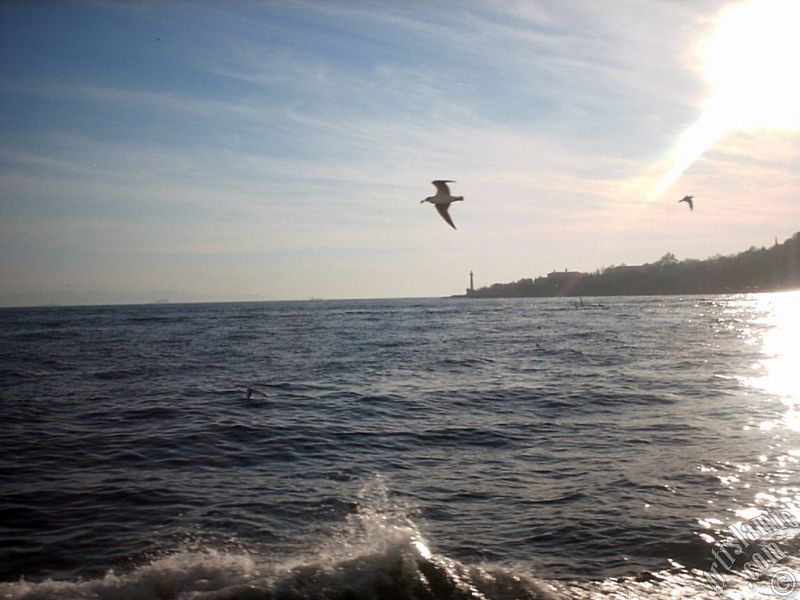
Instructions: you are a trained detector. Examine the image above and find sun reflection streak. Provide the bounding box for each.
[744,292,800,429]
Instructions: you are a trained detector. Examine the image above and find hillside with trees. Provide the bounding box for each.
[464,232,800,298]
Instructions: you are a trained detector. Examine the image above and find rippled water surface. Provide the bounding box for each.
[2,293,800,599]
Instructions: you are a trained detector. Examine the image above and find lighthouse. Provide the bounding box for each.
[467,270,474,295]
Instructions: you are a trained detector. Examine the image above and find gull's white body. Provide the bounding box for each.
[421,180,463,229]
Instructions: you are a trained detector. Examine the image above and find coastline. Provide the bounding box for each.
[459,231,800,299]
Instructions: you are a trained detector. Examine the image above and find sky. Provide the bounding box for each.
[1,0,799,304]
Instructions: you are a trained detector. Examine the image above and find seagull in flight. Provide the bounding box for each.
[421,180,463,229]
[678,195,694,211]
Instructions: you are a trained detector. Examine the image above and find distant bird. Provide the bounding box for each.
[678,195,694,211]
[246,387,268,400]
[421,180,464,229]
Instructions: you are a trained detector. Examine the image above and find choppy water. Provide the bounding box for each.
[2,293,800,599]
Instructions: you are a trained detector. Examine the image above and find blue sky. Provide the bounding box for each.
[1,0,799,303]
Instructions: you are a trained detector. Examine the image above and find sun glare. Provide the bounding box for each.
[745,292,800,429]
[703,0,800,131]
[647,0,800,201]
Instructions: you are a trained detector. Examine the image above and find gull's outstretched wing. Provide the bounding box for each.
[436,203,456,229]
[432,180,454,195]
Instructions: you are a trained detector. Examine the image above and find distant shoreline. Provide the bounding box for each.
[2,232,797,308]
[459,232,800,299]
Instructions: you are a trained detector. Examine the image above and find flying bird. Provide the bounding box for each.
[678,195,694,211]
[421,180,464,229]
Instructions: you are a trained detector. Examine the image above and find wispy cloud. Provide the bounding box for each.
[1,0,798,301]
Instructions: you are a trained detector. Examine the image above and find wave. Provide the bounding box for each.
[0,479,558,600]
[0,478,783,600]
[0,551,765,600]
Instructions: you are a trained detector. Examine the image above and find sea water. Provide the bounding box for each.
[2,293,800,599]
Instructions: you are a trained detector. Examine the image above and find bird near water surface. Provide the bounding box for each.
[679,195,694,211]
[246,387,268,400]
[421,180,463,229]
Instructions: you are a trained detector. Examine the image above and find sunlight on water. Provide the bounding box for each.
[6,298,800,599]
[739,293,800,429]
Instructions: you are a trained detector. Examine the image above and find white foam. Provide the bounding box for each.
[0,477,561,600]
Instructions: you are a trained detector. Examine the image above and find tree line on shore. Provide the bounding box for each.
[465,231,800,298]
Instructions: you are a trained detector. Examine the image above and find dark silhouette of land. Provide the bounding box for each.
[464,232,800,298]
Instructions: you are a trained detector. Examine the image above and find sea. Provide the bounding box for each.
[2,293,800,599]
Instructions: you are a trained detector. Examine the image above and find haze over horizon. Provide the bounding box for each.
[2,1,799,305]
